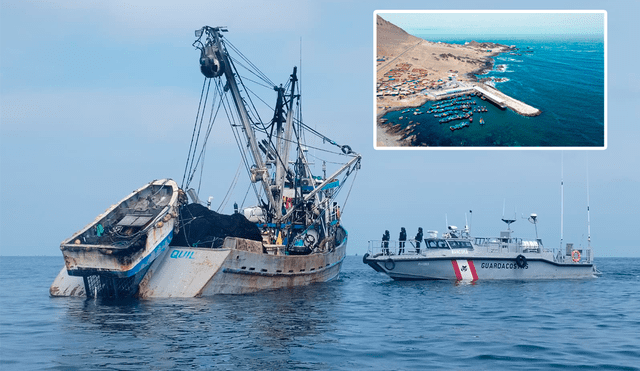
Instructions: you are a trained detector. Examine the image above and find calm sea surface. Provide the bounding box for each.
[1,256,639,370]
[383,36,605,147]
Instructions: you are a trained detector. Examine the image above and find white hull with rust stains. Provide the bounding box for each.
[51,235,346,297]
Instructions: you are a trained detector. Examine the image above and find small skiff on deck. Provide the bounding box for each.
[58,179,181,280]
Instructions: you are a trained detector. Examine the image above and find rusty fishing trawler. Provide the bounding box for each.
[51,26,361,298]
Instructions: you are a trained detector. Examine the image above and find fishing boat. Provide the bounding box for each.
[51,26,361,298]
[449,121,469,131]
[480,117,485,125]
[51,179,182,297]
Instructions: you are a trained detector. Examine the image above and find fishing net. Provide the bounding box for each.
[170,203,262,248]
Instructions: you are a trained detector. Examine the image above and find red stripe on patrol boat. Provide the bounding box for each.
[452,260,463,280]
[468,260,478,281]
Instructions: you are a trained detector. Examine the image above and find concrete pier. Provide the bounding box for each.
[475,84,541,116]
[428,83,541,117]
[473,86,506,109]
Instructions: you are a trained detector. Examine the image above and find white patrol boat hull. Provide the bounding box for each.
[363,252,596,281]
[364,228,598,281]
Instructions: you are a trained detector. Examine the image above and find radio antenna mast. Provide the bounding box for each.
[560,151,564,250]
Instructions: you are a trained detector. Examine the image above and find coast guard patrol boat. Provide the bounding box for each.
[363,215,599,281]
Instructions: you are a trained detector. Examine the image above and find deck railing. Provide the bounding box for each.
[367,239,421,256]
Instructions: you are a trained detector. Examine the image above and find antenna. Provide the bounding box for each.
[501,199,516,230]
[560,151,564,250]
[528,213,539,240]
[502,198,506,218]
[299,36,302,109]
[586,152,591,248]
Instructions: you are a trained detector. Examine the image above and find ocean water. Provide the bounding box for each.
[1,256,639,370]
[383,35,605,147]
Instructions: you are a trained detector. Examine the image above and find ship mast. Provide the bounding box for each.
[560,151,564,250]
[200,26,279,216]
[586,153,591,248]
[192,26,361,235]
[273,68,297,219]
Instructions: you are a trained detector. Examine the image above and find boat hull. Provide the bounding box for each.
[51,236,347,297]
[363,254,596,280]
[59,179,180,278]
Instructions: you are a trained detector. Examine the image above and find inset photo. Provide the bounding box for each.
[374,10,606,149]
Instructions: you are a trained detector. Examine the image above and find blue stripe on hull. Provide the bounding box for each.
[68,230,173,278]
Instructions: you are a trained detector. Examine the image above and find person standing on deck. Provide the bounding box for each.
[398,227,407,255]
[415,227,424,254]
[382,230,390,255]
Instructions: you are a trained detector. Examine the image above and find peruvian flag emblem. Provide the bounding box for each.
[452,260,478,280]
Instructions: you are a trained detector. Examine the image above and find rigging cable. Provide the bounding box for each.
[226,40,275,87]
[185,80,222,188]
[185,78,213,190]
[182,77,209,189]
[217,162,242,213]
[217,80,264,208]
[227,54,268,134]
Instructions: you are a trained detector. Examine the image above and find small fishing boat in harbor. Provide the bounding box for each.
[449,121,469,131]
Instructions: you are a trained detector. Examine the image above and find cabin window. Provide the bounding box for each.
[449,240,474,250]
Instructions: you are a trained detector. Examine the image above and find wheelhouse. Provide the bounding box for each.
[424,238,474,250]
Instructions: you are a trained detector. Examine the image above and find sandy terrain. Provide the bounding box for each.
[376,15,510,83]
[375,15,524,147]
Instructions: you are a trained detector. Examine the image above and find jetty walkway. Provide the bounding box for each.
[429,83,540,116]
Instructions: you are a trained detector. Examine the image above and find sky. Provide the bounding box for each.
[1,0,639,258]
[379,11,605,36]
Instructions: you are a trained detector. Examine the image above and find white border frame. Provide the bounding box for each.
[373,10,608,150]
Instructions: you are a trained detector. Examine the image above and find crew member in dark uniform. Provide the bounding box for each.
[382,230,390,255]
[415,227,423,254]
[398,227,406,255]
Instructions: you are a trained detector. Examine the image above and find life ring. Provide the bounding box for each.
[515,254,528,268]
[341,145,352,155]
[571,250,581,263]
[384,258,395,270]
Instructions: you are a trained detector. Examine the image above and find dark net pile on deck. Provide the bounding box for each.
[170,203,262,248]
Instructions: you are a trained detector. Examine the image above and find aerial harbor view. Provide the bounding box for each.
[2,2,640,370]
[375,12,606,148]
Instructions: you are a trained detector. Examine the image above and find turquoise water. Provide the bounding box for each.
[1,256,639,369]
[384,36,605,147]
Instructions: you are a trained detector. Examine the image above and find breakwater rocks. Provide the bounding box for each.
[378,118,417,146]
